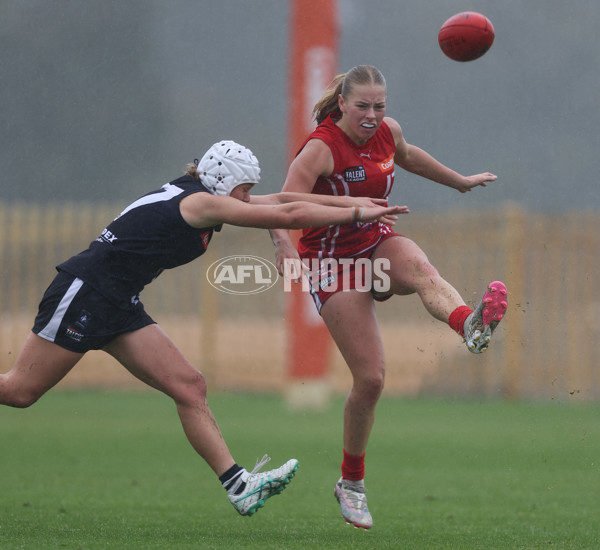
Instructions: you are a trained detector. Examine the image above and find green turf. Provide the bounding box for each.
[1,390,599,549]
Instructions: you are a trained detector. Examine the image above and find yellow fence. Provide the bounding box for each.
[1,202,599,400]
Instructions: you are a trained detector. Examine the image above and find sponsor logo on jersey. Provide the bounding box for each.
[97,228,118,244]
[206,255,279,295]
[344,165,367,182]
[378,154,395,172]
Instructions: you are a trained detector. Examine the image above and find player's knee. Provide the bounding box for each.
[354,369,385,403]
[367,374,385,402]
[171,371,208,405]
[9,394,40,408]
[415,259,439,281]
[0,381,41,408]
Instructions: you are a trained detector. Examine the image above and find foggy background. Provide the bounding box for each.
[1,0,599,213]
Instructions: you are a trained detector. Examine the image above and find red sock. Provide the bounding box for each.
[341,449,365,481]
[448,305,473,337]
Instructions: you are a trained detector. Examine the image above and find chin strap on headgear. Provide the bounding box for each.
[196,140,260,196]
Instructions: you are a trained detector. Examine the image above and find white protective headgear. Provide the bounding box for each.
[196,140,261,196]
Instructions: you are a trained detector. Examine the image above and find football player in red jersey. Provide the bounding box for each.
[270,65,508,529]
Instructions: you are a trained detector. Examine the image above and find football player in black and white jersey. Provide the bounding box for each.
[0,140,406,518]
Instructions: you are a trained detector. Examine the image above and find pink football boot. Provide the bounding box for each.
[464,281,508,353]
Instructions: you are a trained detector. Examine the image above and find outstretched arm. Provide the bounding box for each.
[179,193,405,231]
[385,117,497,193]
[252,192,403,226]
[251,191,388,208]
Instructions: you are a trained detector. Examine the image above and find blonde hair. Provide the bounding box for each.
[312,65,387,125]
[185,161,201,180]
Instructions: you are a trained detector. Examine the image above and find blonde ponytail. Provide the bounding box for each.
[185,161,201,180]
[312,65,387,126]
[312,73,345,125]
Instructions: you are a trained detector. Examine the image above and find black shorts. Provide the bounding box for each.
[32,271,156,353]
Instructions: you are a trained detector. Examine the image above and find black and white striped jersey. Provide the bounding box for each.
[58,175,221,307]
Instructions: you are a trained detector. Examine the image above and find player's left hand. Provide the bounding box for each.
[377,205,410,225]
[458,172,497,193]
[361,205,410,225]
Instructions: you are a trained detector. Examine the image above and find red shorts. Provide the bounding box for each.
[300,232,401,314]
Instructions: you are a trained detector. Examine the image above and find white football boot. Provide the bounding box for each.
[334,478,373,529]
[228,455,299,516]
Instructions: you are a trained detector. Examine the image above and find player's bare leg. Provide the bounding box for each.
[373,237,507,352]
[321,290,381,529]
[104,324,299,516]
[104,324,235,475]
[0,332,83,408]
[372,236,466,321]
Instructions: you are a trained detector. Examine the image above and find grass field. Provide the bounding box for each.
[1,390,599,549]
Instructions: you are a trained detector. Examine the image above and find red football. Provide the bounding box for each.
[438,12,495,62]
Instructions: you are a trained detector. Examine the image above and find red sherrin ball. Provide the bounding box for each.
[438,12,495,62]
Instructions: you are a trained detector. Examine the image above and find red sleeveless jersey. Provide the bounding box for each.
[297,114,397,260]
